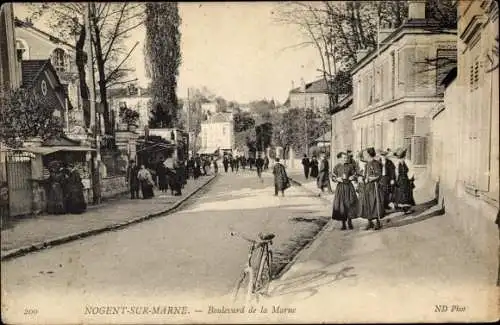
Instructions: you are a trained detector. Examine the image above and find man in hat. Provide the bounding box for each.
[317,153,333,195]
[302,154,310,180]
[378,149,396,210]
[126,160,140,199]
[255,152,264,180]
[273,158,289,196]
[361,147,385,230]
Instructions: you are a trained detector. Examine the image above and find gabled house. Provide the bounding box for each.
[21,59,72,129]
[283,78,331,113]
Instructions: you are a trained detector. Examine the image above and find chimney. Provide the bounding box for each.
[408,0,426,20]
[356,48,369,62]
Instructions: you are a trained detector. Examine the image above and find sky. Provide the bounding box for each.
[13,2,323,103]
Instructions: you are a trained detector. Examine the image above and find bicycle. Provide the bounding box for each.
[231,231,275,304]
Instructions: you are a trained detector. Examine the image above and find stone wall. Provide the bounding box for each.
[100,176,128,199]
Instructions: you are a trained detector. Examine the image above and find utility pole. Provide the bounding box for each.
[86,2,101,204]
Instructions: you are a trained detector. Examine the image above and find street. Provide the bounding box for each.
[1,170,331,323]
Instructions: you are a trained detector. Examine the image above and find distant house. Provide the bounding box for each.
[200,112,234,155]
[283,78,331,113]
[21,60,72,129]
[201,102,218,116]
[108,84,151,130]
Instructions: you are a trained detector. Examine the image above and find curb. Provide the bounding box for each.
[1,175,218,262]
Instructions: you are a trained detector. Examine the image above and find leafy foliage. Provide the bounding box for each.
[118,106,140,125]
[144,3,182,128]
[27,3,144,134]
[0,88,64,148]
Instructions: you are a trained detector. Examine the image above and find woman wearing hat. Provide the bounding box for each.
[393,148,415,212]
[361,147,385,230]
[378,149,396,211]
[331,152,358,230]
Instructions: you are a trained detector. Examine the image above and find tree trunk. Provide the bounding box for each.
[75,24,90,128]
[92,22,112,135]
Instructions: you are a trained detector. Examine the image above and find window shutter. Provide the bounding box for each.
[411,136,427,165]
[403,115,415,137]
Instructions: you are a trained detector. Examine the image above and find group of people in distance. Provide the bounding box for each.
[303,147,415,231]
[222,154,270,174]
[126,154,217,200]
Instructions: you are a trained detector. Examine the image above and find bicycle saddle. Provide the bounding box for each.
[258,232,275,241]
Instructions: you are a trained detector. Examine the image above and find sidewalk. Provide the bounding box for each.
[286,169,334,201]
[266,174,498,322]
[1,174,217,260]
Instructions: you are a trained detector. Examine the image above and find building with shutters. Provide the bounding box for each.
[430,0,498,257]
[329,95,354,167]
[108,84,152,130]
[351,1,456,179]
[283,78,331,114]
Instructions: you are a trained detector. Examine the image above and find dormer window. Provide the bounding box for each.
[15,39,29,60]
[51,48,67,72]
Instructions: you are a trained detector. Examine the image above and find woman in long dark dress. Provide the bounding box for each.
[47,161,66,214]
[309,156,319,178]
[65,164,87,214]
[378,150,396,210]
[393,148,416,212]
[331,152,358,230]
[272,158,289,196]
[355,150,367,219]
[157,161,168,192]
[361,147,385,230]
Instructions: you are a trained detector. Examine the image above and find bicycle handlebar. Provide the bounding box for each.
[230,231,275,244]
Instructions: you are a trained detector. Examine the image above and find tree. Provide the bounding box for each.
[28,3,144,135]
[215,96,228,112]
[144,3,181,129]
[233,112,255,133]
[0,88,64,148]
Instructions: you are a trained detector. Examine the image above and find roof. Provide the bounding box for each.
[205,112,232,123]
[108,87,151,98]
[440,67,457,87]
[330,94,353,115]
[290,79,331,94]
[14,18,76,50]
[21,59,73,109]
[14,146,95,156]
[21,60,50,88]
[352,18,456,75]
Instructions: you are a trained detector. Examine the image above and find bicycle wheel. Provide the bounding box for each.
[233,268,254,304]
[254,249,273,296]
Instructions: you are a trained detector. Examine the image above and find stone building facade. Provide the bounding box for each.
[284,79,330,114]
[330,95,354,167]
[431,0,499,258]
[351,1,456,175]
[200,112,234,154]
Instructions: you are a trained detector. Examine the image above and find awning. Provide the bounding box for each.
[136,142,175,153]
[14,146,95,155]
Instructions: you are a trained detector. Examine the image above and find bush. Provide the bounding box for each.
[0,88,64,148]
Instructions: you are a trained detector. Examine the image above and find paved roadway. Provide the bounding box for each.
[1,169,331,323]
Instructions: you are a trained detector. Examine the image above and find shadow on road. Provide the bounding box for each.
[268,265,357,300]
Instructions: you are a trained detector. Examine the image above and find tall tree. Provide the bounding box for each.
[28,3,144,135]
[144,3,181,128]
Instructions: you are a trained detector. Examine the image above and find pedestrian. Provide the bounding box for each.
[223,155,229,173]
[126,160,140,199]
[272,158,289,196]
[310,156,319,178]
[230,156,235,172]
[194,154,202,179]
[317,153,333,195]
[249,156,254,170]
[47,161,66,214]
[212,157,219,174]
[263,156,269,170]
[234,155,240,172]
[361,147,385,230]
[302,154,310,179]
[331,152,358,230]
[241,156,247,170]
[392,148,416,213]
[157,159,168,193]
[355,150,367,219]
[203,157,211,176]
[378,149,396,210]
[173,158,183,196]
[256,153,264,181]
[65,163,87,214]
[138,164,154,199]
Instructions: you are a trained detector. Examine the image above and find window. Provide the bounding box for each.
[15,39,29,60]
[469,57,481,91]
[51,48,67,72]
[222,126,227,135]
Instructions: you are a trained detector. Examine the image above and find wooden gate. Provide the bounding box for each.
[6,151,33,217]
